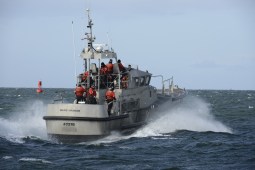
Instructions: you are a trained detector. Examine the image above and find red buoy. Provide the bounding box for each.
[37,81,43,93]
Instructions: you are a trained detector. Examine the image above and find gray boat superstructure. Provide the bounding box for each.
[43,10,186,143]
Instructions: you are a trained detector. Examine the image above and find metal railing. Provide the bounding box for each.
[151,75,174,95]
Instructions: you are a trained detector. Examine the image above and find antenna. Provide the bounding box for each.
[72,21,77,81]
[83,9,95,51]
[106,32,111,50]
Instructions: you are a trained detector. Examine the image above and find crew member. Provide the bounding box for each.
[106,59,114,86]
[100,62,108,75]
[121,74,128,89]
[106,59,113,74]
[105,87,116,116]
[100,62,108,87]
[82,70,89,81]
[87,85,97,104]
[117,59,126,73]
[82,70,93,86]
[74,84,86,104]
[127,64,132,71]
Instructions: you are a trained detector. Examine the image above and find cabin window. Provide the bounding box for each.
[135,78,139,87]
[145,76,151,85]
[140,77,145,86]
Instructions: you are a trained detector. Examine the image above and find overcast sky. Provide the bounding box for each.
[1,0,255,90]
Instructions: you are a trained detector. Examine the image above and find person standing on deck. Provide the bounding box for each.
[82,70,93,86]
[87,85,97,104]
[105,87,116,116]
[121,74,128,89]
[74,84,86,104]
[106,59,113,74]
[106,59,114,86]
[100,62,108,88]
[117,59,126,73]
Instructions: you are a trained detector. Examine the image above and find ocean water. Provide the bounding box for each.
[0,88,254,170]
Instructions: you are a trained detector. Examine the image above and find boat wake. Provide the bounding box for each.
[0,100,48,143]
[90,95,233,144]
[132,96,233,138]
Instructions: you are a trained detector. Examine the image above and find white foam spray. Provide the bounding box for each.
[132,96,232,138]
[0,100,47,143]
[93,96,233,144]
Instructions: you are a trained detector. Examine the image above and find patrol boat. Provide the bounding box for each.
[43,10,186,143]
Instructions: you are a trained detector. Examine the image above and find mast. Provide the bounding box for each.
[81,9,96,72]
[82,9,96,88]
[84,9,95,54]
[80,9,117,60]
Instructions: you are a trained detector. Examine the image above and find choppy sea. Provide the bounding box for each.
[0,88,254,170]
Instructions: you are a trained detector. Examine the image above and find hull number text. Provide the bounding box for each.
[63,122,75,126]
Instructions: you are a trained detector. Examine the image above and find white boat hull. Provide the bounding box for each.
[43,103,150,143]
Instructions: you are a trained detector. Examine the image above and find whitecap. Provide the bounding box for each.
[2,156,13,160]
[19,158,52,164]
[151,137,172,140]
[248,106,254,109]
[119,146,134,150]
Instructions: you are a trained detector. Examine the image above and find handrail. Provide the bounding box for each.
[151,75,174,95]
[151,75,164,94]
[163,76,173,95]
[92,73,121,89]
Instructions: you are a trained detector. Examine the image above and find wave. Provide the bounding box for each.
[19,157,52,164]
[0,100,48,143]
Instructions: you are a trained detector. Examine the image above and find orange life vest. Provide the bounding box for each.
[100,66,108,75]
[82,71,90,81]
[118,63,125,72]
[75,86,85,97]
[122,75,128,88]
[88,88,96,97]
[106,63,113,73]
[105,90,116,101]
